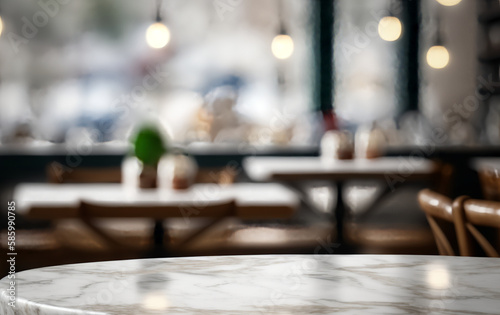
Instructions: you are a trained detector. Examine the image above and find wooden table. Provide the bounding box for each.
[244,157,437,246]
[2,254,500,314]
[14,183,299,255]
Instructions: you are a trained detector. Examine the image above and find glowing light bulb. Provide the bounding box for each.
[0,16,3,38]
[145,22,170,49]
[378,16,402,42]
[272,34,294,60]
[426,45,450,69]
[436,0,461,6]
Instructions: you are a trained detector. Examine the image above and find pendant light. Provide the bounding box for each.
[378,0,403,42]
[436,0,461,7]
[271,0,294,60]
[145,0,170,49]
[426,15,449,69]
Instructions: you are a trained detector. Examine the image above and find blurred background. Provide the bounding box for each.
[0,0,314,146]
[2,0,500,274]
[0,0,493,147]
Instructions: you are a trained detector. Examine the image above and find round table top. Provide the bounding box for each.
[2,255,500,314]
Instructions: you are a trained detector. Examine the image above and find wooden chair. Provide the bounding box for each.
[478,169,500,201]
[344,162,453,255]
[453,197,500,257]
[76,199,236,254]
[46,161,122,183]
[47,161,238,185]
[46,161,238,252]
[418,189,457,255]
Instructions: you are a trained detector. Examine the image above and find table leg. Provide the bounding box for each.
[145,220,170,258]
[335,181,345,245]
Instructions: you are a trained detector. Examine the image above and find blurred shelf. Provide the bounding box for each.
[3,143,500,157]
[0,142,319,157]
[184,142,319,156]
[0,143,320,170]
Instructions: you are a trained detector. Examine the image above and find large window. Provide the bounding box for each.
[333,0,403,127]
[0,0,314,146]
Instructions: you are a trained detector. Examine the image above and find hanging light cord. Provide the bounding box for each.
[388,0,395,16]
[155,0,164,22]
[435,9,443,46]
[279,0,288,35]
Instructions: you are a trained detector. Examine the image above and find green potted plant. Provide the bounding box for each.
[132,125,167,188]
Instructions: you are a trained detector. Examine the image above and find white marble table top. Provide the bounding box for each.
[14,183,299,220]
[2,255,500,314]
[244,156,436,181]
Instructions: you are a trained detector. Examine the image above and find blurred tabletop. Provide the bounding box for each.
[244,156,436,181]
[14,183,299,220]
[2,254,500,314]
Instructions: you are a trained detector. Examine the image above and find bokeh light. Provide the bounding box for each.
[426,45,450,69]
[378,16,402,42]
[436,0,462,6]
[272,34,294,60]
[145,22,170,49]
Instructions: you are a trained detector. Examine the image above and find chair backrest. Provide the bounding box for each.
[457,198,500,257]
[418,189,456,255]
[78,199,236,249]
[79,199,236,219]
[48,161,236,185]
[478,169,500,201]
[433,162,454,196]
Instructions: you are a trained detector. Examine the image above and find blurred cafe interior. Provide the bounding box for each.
[2,0,500,312]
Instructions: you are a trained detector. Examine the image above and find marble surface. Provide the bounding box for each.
[244,156,435,181]
[2,255,500,314]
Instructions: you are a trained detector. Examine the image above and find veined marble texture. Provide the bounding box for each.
[1,255,500,314]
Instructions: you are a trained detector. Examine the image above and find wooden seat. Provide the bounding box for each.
[418,189,458,255]
[173,218,336,256]
[345,226,435,254]
[1,229,60,251]
[0,229,63,278]
[453,197,500,257]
